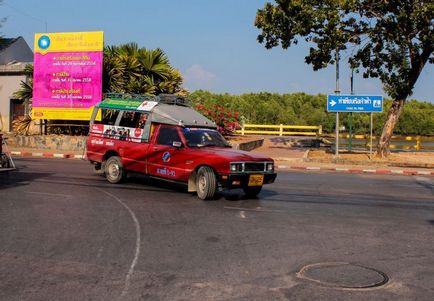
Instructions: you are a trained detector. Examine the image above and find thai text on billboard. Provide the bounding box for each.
[32,31,104,120]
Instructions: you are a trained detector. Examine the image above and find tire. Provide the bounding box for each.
[0,154,10,168]
[104,156,126,184]
[243,186,262,198]
[196,166,216,200]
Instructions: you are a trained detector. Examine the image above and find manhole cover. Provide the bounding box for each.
[297,262,389,289]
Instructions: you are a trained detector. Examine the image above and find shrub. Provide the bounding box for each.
[194,103,240,136]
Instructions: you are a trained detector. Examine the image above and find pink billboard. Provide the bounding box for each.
[32,32,104,120]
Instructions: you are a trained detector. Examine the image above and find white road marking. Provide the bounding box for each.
[224,206,285,213]
[25,191,72,198]
[98,189,141,299]
[239,211,246,219]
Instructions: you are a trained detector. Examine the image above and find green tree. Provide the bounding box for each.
[103,43,186,95]
[255,0,433,157]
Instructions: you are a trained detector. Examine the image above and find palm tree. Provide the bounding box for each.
[13,64,33,105]
[103,43,186,95]
[12,64,33,134]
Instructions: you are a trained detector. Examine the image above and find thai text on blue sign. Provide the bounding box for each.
[327,95,383,112]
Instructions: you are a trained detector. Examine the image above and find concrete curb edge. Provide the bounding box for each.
[277,164,434,176]
[11,151,85,160]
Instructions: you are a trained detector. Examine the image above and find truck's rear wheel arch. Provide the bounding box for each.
[103,150,120,162]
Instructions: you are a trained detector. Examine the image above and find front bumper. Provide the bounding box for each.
[218,172,277,190]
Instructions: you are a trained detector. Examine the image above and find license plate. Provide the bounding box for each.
[248,174,264,186]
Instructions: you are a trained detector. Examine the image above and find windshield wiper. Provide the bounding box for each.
[197,143,219,148]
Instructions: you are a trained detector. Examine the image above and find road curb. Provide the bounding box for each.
[277,165,434,176]
[9,151,434,176]
[11,151,84,160]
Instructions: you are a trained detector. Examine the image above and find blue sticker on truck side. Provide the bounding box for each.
[162,151,171,163]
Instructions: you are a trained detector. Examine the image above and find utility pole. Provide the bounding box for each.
[349,68,354,151]
[334,49,340,157]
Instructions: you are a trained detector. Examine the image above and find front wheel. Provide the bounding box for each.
[196,166,216,200]
[104,156,126,184]
[243,186,262,198]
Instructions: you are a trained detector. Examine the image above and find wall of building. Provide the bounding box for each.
[0,74,26,132]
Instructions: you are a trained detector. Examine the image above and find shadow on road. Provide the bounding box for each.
[0,170,54,190]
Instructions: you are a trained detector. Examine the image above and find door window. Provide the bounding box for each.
[156,127,181,146]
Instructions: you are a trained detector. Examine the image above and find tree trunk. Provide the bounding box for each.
[376,98,405,158]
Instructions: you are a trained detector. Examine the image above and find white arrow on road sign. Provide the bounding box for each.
[330,100,337,107]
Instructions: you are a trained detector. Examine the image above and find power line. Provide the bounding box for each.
[3,1,47,32]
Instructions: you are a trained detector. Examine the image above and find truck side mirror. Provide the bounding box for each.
[172,141,183,148]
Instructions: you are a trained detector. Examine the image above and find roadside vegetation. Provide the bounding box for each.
[190,90,434,136]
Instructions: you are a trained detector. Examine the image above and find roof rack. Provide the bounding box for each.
[103,93,154,101]
[103,93,191,107]
[157,94,190,106]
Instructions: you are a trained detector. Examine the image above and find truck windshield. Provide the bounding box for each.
[182,128,231,148]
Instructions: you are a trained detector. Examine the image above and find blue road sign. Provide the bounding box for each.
[327,95,383,112]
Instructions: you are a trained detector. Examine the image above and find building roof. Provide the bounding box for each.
[0,37,20,53]
[0,37,33,65]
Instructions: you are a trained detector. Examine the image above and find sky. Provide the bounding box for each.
[1,0,433,102]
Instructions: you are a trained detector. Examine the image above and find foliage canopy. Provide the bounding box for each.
[190,90,434,136]
[255,0,433,99]
[103,43,186,95]
[255,0,433,155]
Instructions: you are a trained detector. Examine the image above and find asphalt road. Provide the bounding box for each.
[1,158,434,301]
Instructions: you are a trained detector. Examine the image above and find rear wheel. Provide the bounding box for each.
[104,156,126,183]
[243,186,262,198]
[196,166,216,200]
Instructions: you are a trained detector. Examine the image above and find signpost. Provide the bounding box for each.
[327,95,383,113]
[327,95,383,158]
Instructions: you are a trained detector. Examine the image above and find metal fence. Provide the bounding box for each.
[235,123,433,152]
[236,124,323,137]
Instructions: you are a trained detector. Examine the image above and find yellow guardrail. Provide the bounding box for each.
[336,134,434,151]
[236,124,322,137]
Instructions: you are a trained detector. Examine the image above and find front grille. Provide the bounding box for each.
[244,162,266,172]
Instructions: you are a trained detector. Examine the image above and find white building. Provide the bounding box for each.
[0,37,33,132]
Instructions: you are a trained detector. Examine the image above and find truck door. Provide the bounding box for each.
[147,125,186,181]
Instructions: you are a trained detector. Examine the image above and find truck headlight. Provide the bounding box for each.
[266,163,274,171]
[230,163,243,172]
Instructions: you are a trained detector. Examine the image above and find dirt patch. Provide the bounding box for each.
[308,150,434,168]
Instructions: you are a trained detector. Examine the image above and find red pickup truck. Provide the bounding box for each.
[86,94,276,199]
